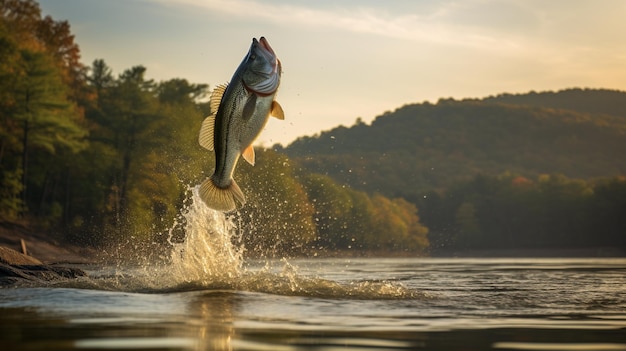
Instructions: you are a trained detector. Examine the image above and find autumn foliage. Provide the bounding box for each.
[0,0,430,257]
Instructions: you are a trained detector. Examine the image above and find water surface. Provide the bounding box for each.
[1,189,624,351]
[1,257,626,350]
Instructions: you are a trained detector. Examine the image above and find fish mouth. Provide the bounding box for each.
[244,37,280,95]
[257,37,275,56]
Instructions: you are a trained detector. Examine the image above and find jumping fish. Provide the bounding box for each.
[198,37,284,212]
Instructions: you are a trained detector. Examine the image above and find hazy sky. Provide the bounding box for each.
[39,0,626,146]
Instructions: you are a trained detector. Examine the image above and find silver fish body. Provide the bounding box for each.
[198,37,284,212]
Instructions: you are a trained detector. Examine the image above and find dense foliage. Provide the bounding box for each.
[0,0,429,256]
[415,174,626,253]
[2,0,624,256]
[282,91,626,253]
[484,88,626,118]
[1,0,86,223]
[236,149,429,256]
[283,96,626,197]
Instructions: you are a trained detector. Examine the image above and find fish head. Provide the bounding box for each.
[241,37,281,95]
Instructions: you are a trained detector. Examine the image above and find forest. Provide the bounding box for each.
[2,0,625,258]
[283,92,626,195]
[0,0,429,258]
[282,91,626,254]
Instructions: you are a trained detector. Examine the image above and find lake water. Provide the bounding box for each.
[1,257,625,351]
[1,189,625,351]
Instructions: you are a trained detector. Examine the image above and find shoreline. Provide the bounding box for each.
[430,247,626,258]
[0,221,624,266]
[0,221,94,264]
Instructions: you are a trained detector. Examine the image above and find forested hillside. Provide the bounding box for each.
[484,88,626,118]
[282,90,626,254]
[283,91,626,197]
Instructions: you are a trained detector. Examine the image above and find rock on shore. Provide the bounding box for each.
[0,246,87,287]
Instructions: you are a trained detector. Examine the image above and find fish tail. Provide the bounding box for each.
[198,177,246,212]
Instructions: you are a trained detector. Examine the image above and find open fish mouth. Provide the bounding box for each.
[251,36,280,82]
[258,37,275,56]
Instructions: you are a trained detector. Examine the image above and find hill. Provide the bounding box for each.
[484,88,626,117]
[281,88,626,200]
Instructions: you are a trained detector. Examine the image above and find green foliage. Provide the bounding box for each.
[0,9,429,256]
[300,173,354,249]
[363,194,430,253]
[14,49,86,155]
[299,173,429,254]
[0,20,23,219]
[214,149,432,257]
[73,61,211,244]
[283,89,626,253]
[484,88,626,118]
[237,149,317,256]
[0,167,23,220]
[4,0,624,256]
[0,4,86,221]
[284,93,626,199]
[417,174,626,253]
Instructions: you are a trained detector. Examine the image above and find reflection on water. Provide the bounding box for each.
[0,290,240,351]
[191,291,236,351]
[1,258,626,350]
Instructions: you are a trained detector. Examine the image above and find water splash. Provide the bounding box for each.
[67,186,244,292]
[61,186,427,300]
[238,258,427,300]
[167,186,243,285]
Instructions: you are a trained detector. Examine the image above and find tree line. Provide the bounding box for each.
[236,154,428,256]
[282,92,626,253]
[0,0,429,257]
[413,173,626,253]
[282,97,626,200]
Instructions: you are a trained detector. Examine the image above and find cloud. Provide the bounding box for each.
[152,0,626,100]
[159,0,523,51]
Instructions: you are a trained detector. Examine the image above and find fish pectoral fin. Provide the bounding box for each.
[242,94,257,122]
[198,115,215,150]
[210,83,228,114]
[242,144,255,166]
[271,101,285,120]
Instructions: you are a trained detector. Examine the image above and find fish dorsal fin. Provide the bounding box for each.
[199,115,215,151]
[271,100,285,120]
[210,83,228,114]
[242,144,255,166]
[200,83,227,151]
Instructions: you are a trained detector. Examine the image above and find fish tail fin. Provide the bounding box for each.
[198,177,246,212]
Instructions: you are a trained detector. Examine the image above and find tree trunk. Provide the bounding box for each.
[21,118,28,209]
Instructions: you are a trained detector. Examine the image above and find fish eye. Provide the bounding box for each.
[249,54,256,60]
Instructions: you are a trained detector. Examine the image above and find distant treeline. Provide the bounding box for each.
[0,0,429,257]
[415,173,626,253]
[483,88,626,117]
[281,90,626,253]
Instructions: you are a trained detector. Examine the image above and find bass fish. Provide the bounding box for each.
[198,37,284,212]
